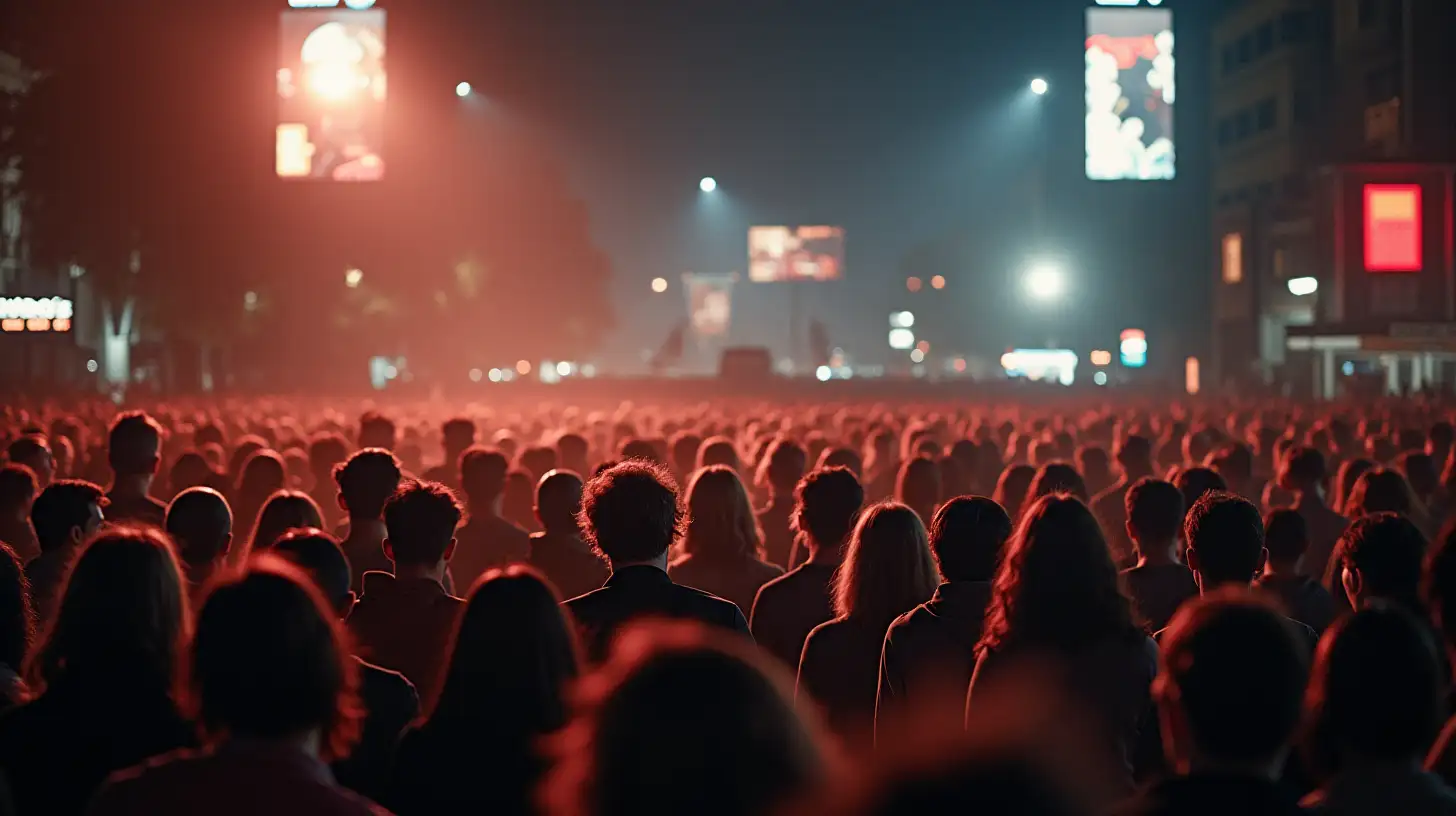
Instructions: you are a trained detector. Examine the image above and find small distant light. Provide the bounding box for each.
[488,368,503,383]
[455,82,472,97]
[516,359,532,375]
[86,359,99,373]
[1030,77,1049,96]
[344,267,363,288]
[910,349,926,363]
[1287,276,1319,296]
[915,340,930,354]
[384,365,399,379]
[699,176,717,193]
[243,291,259,311]
[1185,357,1201,395]
[930,275,946,290]
[1341,361,1355,376]
[953,358,967,373]
[890,311,915,329]
[1090,349,1113,367]
[469,368,483,382]
[651,277,669,293]
[1094,371,1108,386]
[906,276,923,293]
[555,361,572,376]
[815,365,832,382]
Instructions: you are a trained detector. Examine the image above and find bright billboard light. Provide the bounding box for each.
[1364,184,1422,272]
[1025,262,1066,301]
[1120,328,1148,368]
[277,9,386,181]
[1287,276,1318,296]
[1086,7,1175,181]
[1001,349,1079,386]
[889,311,915,329]
[888,328,916,350]
[749,226,845,282]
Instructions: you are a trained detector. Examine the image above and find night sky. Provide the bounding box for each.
[450,0,1209,372]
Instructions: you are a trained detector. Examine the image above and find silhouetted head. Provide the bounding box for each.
[272,527,352,617]
[459,446,509,507]
[581,461,682,565]
[1338,512,1427,611]
[758,437,808,496]
[1263,509,1309,569]
[166,487,233,570]
[248,489,323,555]
[793,466,865,557]
[1125,478,1184,547]
[682,466,763,562]
[383,480,462,568]
[333,448,402,521]
[834,503,939,632]
[107,412,164,479]
[536,470,585,535]
[928,496,1012,584]
[1184,491,1265,590]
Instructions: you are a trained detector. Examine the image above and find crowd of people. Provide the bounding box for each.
[0,395,1455,814]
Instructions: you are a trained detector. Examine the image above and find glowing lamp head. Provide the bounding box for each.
[1024,262,1065,301]
[455,82,472,98]
[344,267,363,288]
[699,177,717,193]
[1287,276,1319,296]
[1030,77,1049,96]
[651,277,669,294]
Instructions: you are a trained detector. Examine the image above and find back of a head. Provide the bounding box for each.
[1305,604,1444,768]
[441,417,477,454]
[6,436,51,482]
[836,503,939,630]
[166,487,233,568]
[358,411,397,451]
[581,461,682,565]
[1349,468,1416,517]
[929,496,1012,584]
[333,448,402,521]
[980,494,1130,652]
[459,445,509,505]
[1339,512,1427,607]
[548,623,825,816]
[520,446,559,481]
[1397,451,1439,498]
[697,436,741,472]
[1158,590,1307,767]
[0,465,36,511]
[189,556,359,760]
[1116,434,1153,472]
[537,470,585,532]
[684,466,761,561]
[29,525,188,691]
[670,432,703,474]
[761,437,809,493]
[895,457,943,511]
[618,439,660,465]
[1124,478,1184,544]
[556,433,590,468]
[307,432,350,477]
[249,490,324,554]
[107,411,163,477]
[1184,491,1264,586]
[272,528,352,614]
[795,466,865,552]
[1174,467,1228,515]
[1263,508,1309,566]
[31,479,104,553]
[383,480,462,567]
[434,566,579,730]
[236,450,286,499]
[1027,463,1088,505]
[993,466,1036,519]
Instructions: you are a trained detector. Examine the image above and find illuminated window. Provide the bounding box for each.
[1222,233,1243,283]
[1365,184,1422,272]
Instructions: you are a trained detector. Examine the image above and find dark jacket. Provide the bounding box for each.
[387,719,548,816]
[1304,763,1456,815]
[564,565,750,662]
[347,573,464,706]
[1254,572,1339,635]
[877,581,992,724]
[0,673,195,816]
[23,545,76,625]
[452,513,531,590]
[332,659,418,803]
[528,531,608,601]
[91,742,388,816]
[750,562,839,670]
[669,553,784,618]
[798,616,891,740]
[102,492,167,529]
[1122,563,1200,633]
[1114,774,1303,816]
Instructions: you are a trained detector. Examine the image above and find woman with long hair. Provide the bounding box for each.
[669,467,784,614]
[545,621,829,816]
[0,526,195,816]
[1332,457,1376,520]
[967,494,1155,795]
[895,456,943,528]
[1346,467,1431,533]
[755,438,808,569]
[797,503,939,739]
[389,566,581,815]
[231,449,286,548]
[246,489,324,556]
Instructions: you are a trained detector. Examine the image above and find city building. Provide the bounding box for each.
[1211,0,1456,396]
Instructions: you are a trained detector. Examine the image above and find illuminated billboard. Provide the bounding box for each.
[1000,349,1078,386]
[685,274,735,337]
[0,297,73,333]
[1364,184,1422,272]
[1120,328,1148,368]
[277,9,386,181]
[1086,7,1175,181]
[748,226,845,282]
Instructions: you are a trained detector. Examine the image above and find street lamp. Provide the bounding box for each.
[651,277,669,294]
[699,176,717,193]
[1024,261,1065,302]
[1030,77,1049,96]
[455,82,472,98]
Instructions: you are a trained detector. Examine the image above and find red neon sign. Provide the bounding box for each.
[1365,184,1422,272]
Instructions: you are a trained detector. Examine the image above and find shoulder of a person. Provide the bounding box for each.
[357,658,416,693]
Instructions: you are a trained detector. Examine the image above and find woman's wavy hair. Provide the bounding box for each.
[680,466,764,561]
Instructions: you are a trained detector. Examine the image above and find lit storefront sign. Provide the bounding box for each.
[1365,184,1423,272]
[0,297,73,333]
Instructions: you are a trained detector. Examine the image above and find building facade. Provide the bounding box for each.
[1210,0,1456,395]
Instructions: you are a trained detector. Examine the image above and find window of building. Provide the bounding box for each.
[1280,10,1309,43]
[1256,22,1275,55]
[1256,98,1278,132]
[1358,0,1379,29]
[1223,233,1244,283]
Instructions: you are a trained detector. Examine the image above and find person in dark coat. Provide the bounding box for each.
[564,461,750,663]
[273,528,418,803]
[797,503,939,742]
[101,413,168,529]
[388,566,579,815]
[751,467,864,670]
[347,480,465,707]
[90,557,386,816]
[0,526,196,816]
[876,496,1011,734]
[527,470,607,601]
[1113,593,1309,816]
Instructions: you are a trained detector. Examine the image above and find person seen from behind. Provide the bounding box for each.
[452,447,531,588]
[334,448,402,593]
[1254,509,1337,635]
[1119,478,1197,633]
[669,466,784,615]
[25,479,105,623]
[529,470,608,601]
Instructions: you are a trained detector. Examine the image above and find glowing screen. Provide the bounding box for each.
[277,9,386,181]
[0,297,72,333]
[748,226,845,282]
[1086,7,1175,181]
[1120,328,1148,368]
[1364,184,1422,272]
